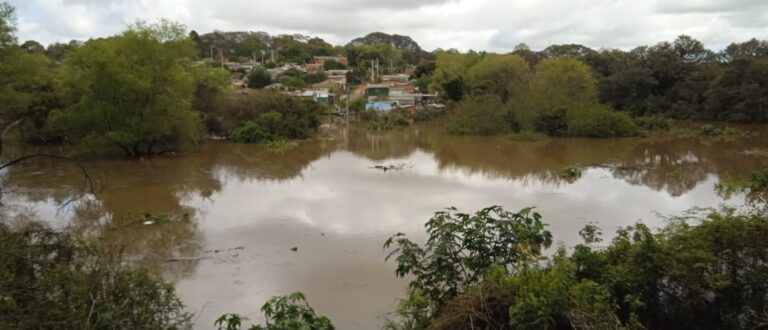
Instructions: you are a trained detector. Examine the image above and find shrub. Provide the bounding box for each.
[359,109,378,122]
[567,108,640,138]
[384,206,553,308]
[0,222,192,329]
[698,124,723,136]
[225,90,322,141]
[230,111,283,143]
[533,108,569,137]
[411,107,446,122]
[215,292,333,330]
[633,115,672,131]
[505,130,548,142]
[447,95,520,135]
[387,205,768,329]
[248,69,272,89]
[283,77,306,90]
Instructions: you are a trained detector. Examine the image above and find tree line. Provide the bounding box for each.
[0,3,325,158]
[414,35,768,139]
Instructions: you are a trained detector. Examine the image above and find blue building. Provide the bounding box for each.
[365,101,394,112]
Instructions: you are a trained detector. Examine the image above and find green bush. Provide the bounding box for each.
[0,222,191,329]
[567,108,640,138]
[225,90,322,141]
[505,130,548,142]
[386,205,768,329]
[359,109,379,122]
[533,108,568,137]
[248,69,272,89]
[283,77,306,90]
[411,107,446,122]
[447,95,520,135]
[359,109,410,131]
[231,111,284,143]
[633,115,672,131]
[698,124,723,136]
[215,292,333,330]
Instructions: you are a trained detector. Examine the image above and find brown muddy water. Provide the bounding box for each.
[2,124,767,329]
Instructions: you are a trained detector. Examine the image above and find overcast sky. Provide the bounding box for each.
[9,0,768,52]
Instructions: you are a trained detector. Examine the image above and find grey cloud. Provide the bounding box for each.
[11,0,768,52]
[654,0,767,13]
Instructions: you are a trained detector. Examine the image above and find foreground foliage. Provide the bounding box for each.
[384,205,768,330]
[0,221,191,329]
[215,292,333,330]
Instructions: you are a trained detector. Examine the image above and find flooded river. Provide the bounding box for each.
[2,124,767,329]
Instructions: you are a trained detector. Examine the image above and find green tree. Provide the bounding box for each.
[467,54,530,102]
[0,2,62,143]
[704,56,768,122]
[525,57,602,131]
[384,206,553,308]
[192,66,231,134]
[721,38,768,62]
[45,40,80,62]
[322,59,346,70]
[225,90,323,141]
[248,69,272,89]
[49,20,204,157]
[447,95,520,135]
[429,51,482,101]
[20,40,44,54]
[0,221,192,329]
[0,2,15,48]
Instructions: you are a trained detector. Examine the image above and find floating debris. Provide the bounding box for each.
[290,246,298,252]
[369,163,413,172]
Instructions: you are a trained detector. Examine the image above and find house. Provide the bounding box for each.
[366,101,395,112]
[326,70,349,86]
[305,63,323,73]
[290,88,333,104]
[366,84,390,97]
[326,70,349,77]
[381,74,409,83]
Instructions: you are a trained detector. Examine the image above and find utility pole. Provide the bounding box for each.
[210,46,213,61]
[346,84,350,123]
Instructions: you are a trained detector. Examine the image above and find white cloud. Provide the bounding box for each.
[9,0,768,51]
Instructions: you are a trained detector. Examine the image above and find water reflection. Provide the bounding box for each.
[1,125,766,328]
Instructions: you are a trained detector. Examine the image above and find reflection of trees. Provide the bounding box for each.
[72,200,203,281]
[343,126,768,196]
[344,127,422,161]
[0,148,224,280]
[611,136,766,196]
[0,140,339,279]
[207,140,336,182]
